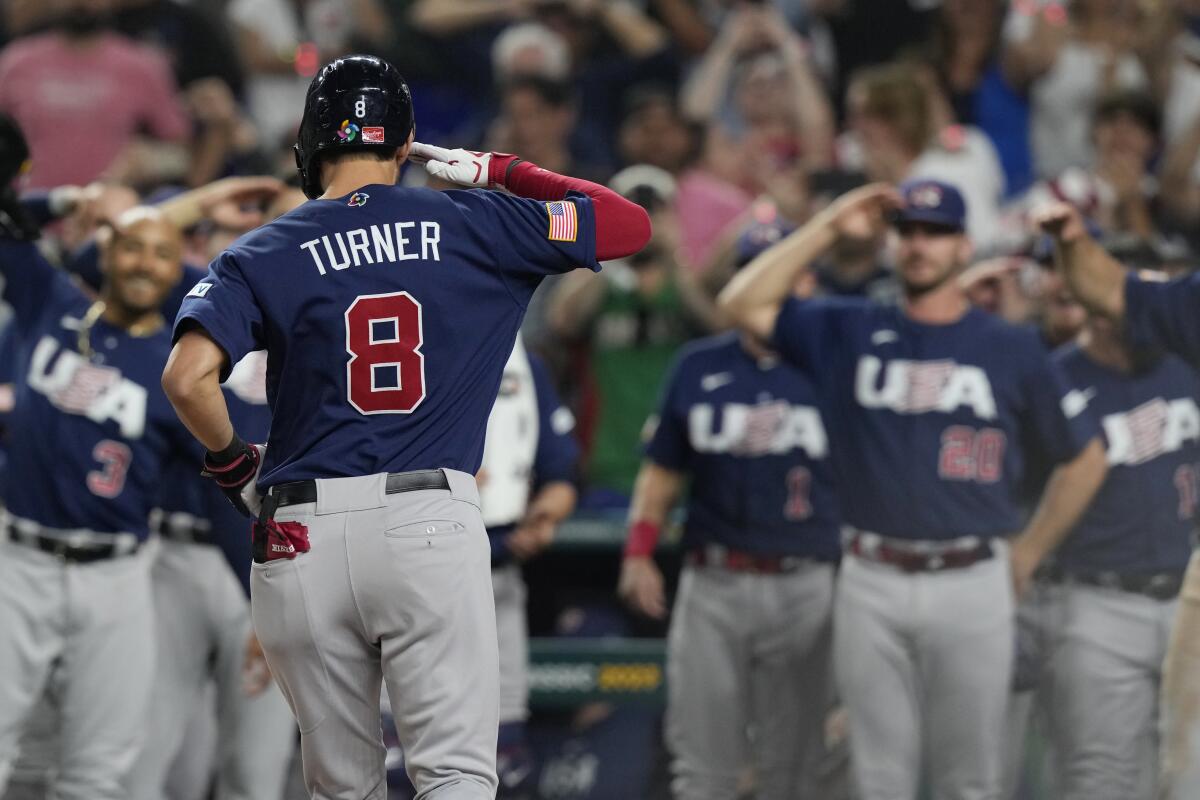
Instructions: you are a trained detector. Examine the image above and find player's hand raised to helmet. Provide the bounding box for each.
[827,182,901,241]
[619,556,667,619]
[1032,201,1089,245]
[410,142,513,189]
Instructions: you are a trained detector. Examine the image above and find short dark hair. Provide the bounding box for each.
[503,76,573,109]
[1093,90,1160,138]
[321,147,400,167]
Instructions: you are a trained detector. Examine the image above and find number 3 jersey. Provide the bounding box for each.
[772,297,1099,542]
[644,332,841,560]
[0,240,195,539]
[175,184,599,488]
[1052,344,1200,574]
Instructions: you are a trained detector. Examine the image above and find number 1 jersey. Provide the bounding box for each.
[174,184,599,488]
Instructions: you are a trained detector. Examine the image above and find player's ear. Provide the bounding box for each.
[396,129,415,165]
[956,235,974,269]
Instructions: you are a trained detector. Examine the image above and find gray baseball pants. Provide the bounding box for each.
[834,542,1014,800]
[665,558,835,800]
[491,564,529,726]
[250,470,499,800]
[0,538,155,800]
[125,538,296,800]
[1049,582,1176,800]
[1161,550,1200,800]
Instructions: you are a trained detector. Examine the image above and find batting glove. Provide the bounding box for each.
[202,436,266,518]
[409,142,519,190]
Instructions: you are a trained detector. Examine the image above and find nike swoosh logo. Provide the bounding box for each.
[1062,387,1096,418]
[871,330,898,345]
[701,372,735,392]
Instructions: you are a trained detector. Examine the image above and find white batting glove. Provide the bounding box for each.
[409,142,498,189]
[241,444,266,518]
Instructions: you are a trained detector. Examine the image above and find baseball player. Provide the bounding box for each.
[1036,201,1200,799]
[478,336,579,798]
[719,179,1108,800]
[618,312,841,799]
[1045,311,1200,800]
[0,201,191,798]
[126,348,297,800]
[159,54,650,800]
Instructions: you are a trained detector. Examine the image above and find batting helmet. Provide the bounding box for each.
[294,55,415,200]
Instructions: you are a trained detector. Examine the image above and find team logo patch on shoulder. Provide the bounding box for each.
[338,120,360,142]
[186,282,213,298]
[347,192,369,207]
[362,126,385,143]
[545,200,578,243]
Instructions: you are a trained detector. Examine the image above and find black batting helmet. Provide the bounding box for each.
[294,55,415,200]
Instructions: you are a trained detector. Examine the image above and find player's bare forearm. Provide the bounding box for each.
[162,330,235,451]
[1036,202,1127,319]
[717,207,837,339]
[525,481,577,528]
[628,461,684,528]
[1015,438,1108,564]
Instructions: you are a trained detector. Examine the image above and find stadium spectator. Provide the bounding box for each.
[1002,0,1163,180]
[617,86,699,176]
[486,76,607,183]
[843,61,1004,248]
[548,165,716,506]
[113,0,246,95]
[0,0,190,190]
[924,0,1032,195]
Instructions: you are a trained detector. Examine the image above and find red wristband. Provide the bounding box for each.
[487,153,521,189]
[624,520,661,558]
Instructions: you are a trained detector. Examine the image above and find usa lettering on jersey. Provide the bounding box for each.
[27,336,147,438]
[855,355,998,420]
[688,400,828,459]
[299,220,442,275]
[1103,396,1200,466]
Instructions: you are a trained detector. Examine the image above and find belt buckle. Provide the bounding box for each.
[1147,573,1177,600]
[926,554,945,571]
[51,538,70,561]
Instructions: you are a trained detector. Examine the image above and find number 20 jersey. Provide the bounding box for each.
[174,185,599,488]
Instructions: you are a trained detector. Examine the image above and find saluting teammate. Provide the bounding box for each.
[618,301,840,797]
[1045,311,1200,800]
[720,180,1108,800]
[160,55,649,800]
[478,336,579,798]
[1036,201,1200,800]
[0,201,190,797]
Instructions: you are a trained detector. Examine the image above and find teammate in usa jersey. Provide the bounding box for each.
[159,55,649,800]
[0,205,192,800]
[720,179,1107,800]
[1036,201,1200,800]
[619,329,839,799]
[1046,315,1200,800]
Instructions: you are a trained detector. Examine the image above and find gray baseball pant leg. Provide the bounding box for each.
[492,564,530,726]
[666,562,835,800]
[835,548,1013,800]
[1050,584,1175,800]
[56,546,156,800]
[1162,551,1200,800]
[3,690,59,800]
[251,471,498,800]
[748,563,835,800]
[0,542,61,795]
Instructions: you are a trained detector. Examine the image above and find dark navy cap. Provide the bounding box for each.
[893,179,967,232]
[734,202,796,268]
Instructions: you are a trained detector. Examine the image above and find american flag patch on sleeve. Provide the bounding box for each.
[545,200,578,242]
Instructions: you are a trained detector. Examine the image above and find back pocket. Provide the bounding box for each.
[384,519,465,539]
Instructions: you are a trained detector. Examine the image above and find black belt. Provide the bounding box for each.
[150,513,214,546]
[4,522,140,563]
[269,469,451,509]
[1047,567,1184,601]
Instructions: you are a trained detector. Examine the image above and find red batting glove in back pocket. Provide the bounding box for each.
[254,520,311,562]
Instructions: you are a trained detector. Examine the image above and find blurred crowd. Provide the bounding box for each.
[4,0,1200,798]
[4,0,1200,504]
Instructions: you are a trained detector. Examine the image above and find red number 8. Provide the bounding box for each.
[345,292,427,414]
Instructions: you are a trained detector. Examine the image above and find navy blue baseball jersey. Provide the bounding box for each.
[645,331,841,559]
[772,298,1097,541]
[0,239,195,538]
[175,186,598,488]
[1053,345,1200,573]
[1126,271,1200,367]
